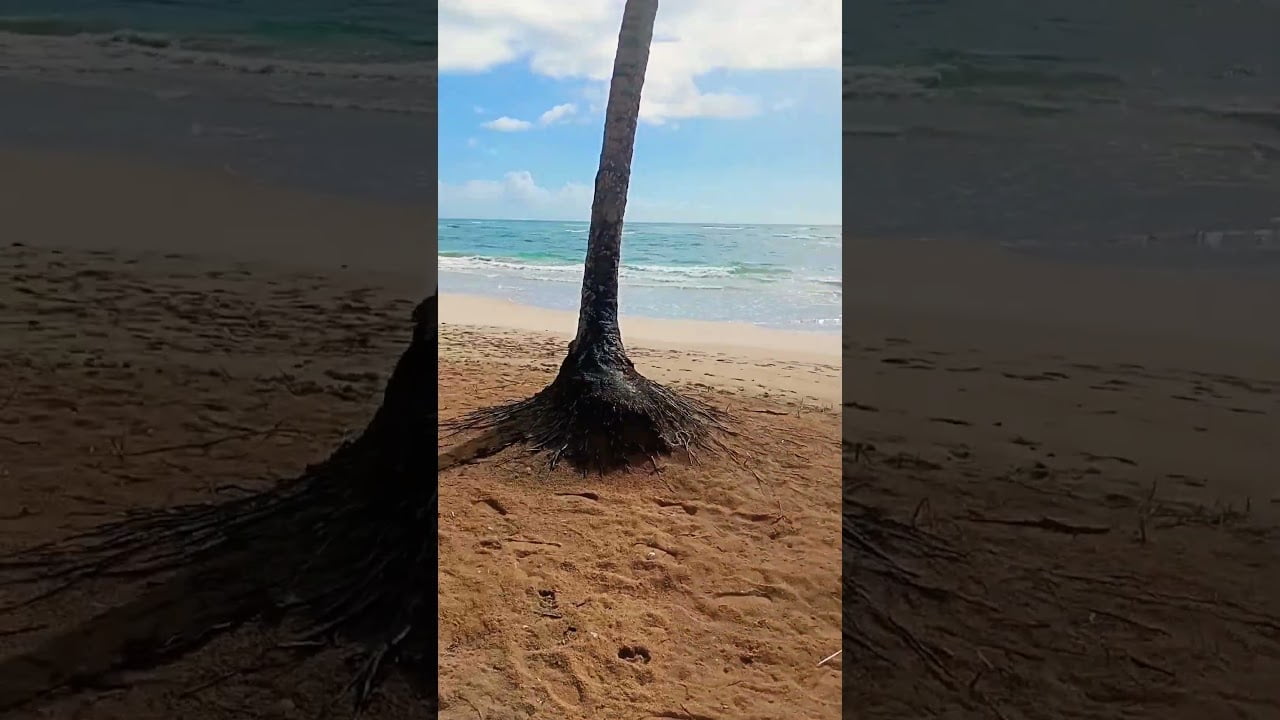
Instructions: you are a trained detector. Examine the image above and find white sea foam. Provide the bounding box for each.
[437,254,842,297]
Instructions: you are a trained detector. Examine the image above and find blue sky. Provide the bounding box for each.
[438,1,841,225]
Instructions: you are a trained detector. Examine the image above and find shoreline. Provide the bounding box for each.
[438,218,841,333]
[0,75,434,206]
[0,144,433,290]
[439,292,843,362]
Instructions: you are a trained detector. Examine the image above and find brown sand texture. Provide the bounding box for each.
[0,148,432,719]
[841,238,1280,718]
[437,299,843,720]
[0,243,428,718]
[3,147,1280,719]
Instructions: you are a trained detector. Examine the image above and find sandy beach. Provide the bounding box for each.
[1,142,1279,718]
[440,293,841,404]
[0,146,844,719]
[0,147,430,718]
[437,297,843,719]
[839,238,1280,717]
[437,237,1280,718]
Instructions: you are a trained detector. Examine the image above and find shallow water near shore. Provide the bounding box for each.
[439,219,842,332]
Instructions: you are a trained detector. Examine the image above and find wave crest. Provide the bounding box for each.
[438,254,842,295]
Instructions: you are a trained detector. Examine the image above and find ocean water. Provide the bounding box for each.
[439,220,842,332]
[846,1,1280,260]
[7,1,1276,277]
[0,0,433,62]
[0,1,434,115]
[0,1,434,206]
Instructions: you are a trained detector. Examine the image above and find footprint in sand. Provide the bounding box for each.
[617,645,651,664]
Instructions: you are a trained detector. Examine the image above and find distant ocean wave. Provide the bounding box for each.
[844,56,1124,103]
[0,11,433,114]
[0,0,435,108]
[438,219,841,330]
[437,253,828,291]
[0,27,433,71]
[0,6,433,61]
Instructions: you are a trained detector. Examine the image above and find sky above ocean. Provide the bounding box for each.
[437,1,842,226]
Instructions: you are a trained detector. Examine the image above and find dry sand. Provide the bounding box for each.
[437,299,842,720]
[438,230,1280,718]
[440,293,841,405]
[2,145,1280,719]
[0,146,431,279]
[0,242,427,719]
[840,238,1280,718]
[0,148,430,719]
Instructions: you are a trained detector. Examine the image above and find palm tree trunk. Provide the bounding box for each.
[445,0,726,473]
[573,0,659,357]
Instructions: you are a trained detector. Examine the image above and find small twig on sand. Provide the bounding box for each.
[178,655,296,698]
[816,649,841,667]
[963,511,1110,536]
[911,498,932,527]
[125,422,285,458]
[1128,652,1175,677]
[1138,478,1159,543]
[0,623,46,638]
[461,696,484,720]
[505,537,562,547]
[1088,607,1170,636]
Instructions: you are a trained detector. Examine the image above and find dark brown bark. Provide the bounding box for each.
[574,0,659,353]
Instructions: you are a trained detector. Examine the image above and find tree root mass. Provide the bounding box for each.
[0,297,437,716]
[444,341,730,474]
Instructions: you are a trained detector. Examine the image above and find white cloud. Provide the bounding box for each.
[538,102,578,125]
[482,116,534,132]
[439,0,840,123]
[466,137,479,147]
[478,103,580,133]
[439,171,594,220]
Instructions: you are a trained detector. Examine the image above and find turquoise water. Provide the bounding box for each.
[0,0,433,62]
[439,220,842,332]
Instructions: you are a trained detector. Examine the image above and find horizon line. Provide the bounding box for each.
[439,216,843,227]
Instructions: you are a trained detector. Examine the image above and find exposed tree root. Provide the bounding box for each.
[0,296,437,716]
[844,499,970,688]
[443,340,731,474]
[438,427,522,473]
